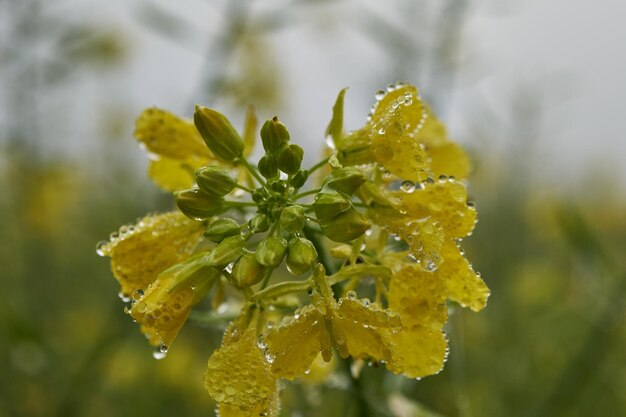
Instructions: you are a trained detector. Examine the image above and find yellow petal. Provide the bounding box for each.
[99,211,204,297]
[205,329,276,409]
[336,297,401,329]
[147,157,208,192]
[388,264,448,330]
[369,85,430,181]
[331,316,391,361]
[428,142,471,180]
[217,385,280,417]
[134,107,210,160]
[262,304,325,380]
[439,241,490,312]
[394,179,477,239]
[384,326,448,379]
[130,264,194,348]
[413,107,449,148]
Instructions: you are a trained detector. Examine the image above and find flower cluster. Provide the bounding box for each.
[98,82,489,416]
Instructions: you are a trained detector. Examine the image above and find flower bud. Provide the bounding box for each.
[260,117,290,153]
[204,218,240,242]
[280,205,305,233]
[323,167,367,195]
[290,169,308,188]
[270,180,287,193]
[195,166,237,196]
[255,235,288,267]
[276,144,304,175]
[286,237,318,275]
[319,207,370,242]
[248,214,270,233]
[194,105,243,161]
[313,192,351,220]
[231,252,266,289]
[258,154,278,179]
[174,188,225,219]
[206,235,247,266]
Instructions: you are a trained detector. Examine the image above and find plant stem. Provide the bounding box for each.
[293,188,321,200]
[238,156,266,186]
[308,157,330,175]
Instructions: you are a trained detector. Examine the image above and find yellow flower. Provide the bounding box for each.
[261,265,401,380]
[134,108,214,191]
[98,211,204,298]
[205,328,278,414]
[130,253,220,350]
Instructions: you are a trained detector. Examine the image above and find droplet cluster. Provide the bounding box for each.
[98,211,204,297]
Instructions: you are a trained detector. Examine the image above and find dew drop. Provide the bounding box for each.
[400,180,415,193]
[152,344,168,360]
[132,289,144,300]
[374,89,386,100]
[118,292,131,303]
[345,290,357,300]
[264,349,275,364]
[96,241,108,257]
[325,136,336,150]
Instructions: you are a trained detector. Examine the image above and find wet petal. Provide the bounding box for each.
[99,211,204,296]
[205,329,276,409]
[263,304,325,380]
[147,157,207,192]
[384,327,448,379]
[439,241,490,312]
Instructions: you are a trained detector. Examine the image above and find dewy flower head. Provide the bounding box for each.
[99,82,490,413]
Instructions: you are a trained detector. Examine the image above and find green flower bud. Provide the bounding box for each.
[206,235,247,266]
[312,191,351,220]
[195,166,236,196]
[174,188,225,219]
[323,167,367,195]
[204,218,240,242]
[270,180,287,193]
[286,237,318,275]
[276,144,304,175]
[256,235,288,267]
[260,117,290,153]
[280,205,305,233]
[290,169,308,188]
[319,207,370,242]
[167,252,221,294]
[194,105,243,161]
[231,252,266,289]
[248,214,270,233]
[258,154,278,179]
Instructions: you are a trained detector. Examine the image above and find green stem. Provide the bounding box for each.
[233,183,254,193]
[238,156,266,186]
[308,157,330,174]
[293,188,321,200]
[224,201,256,208]
[252,279,313,302]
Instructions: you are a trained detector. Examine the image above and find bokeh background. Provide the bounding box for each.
[1,0,625,416]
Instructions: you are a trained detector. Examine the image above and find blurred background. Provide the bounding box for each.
[1,0,625,416]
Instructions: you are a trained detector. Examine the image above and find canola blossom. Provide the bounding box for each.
[98,83,489,415]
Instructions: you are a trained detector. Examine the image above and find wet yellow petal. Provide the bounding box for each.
[147,157,208,192]
[439,241,490,312]
[336,297,401,329]
[369,85,430,181]
[262,304,325,380]
[384,327,448,379]
[299,354,336,384]
[130,264,194,348]
[99,211,204,297]
[205,329,276,409]
[134,107,210,160]
[388,264,448,330]
[428,142,471,180]
[394,179,477,238]
[413,107,449,148]
[217,385,280,417]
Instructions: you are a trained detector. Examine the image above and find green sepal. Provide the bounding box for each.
[325,87,347,145]
[286,237,318,275]
[256,235,288,267]
[280,205,305,233]
[260,117,290,153]
[174,188,225,219]
[290,169,308,188]
[204,218,241,242]
[231,252,266,289]
[322,166,367,195]
[195,166,236,196]
[312,191,351,220]
[248,214,270,233]
[258,154,278,179]
[319,207,370,242]
[194,105,244,161]
[276,144,304,175]
[206,235,247,266]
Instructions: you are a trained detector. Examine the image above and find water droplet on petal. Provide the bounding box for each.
[375,89,386,100]
[96,241,108,257]
[346,290,357,300]
[400,180,415,193]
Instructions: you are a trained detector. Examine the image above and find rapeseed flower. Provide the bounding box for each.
[99,82,489,412]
